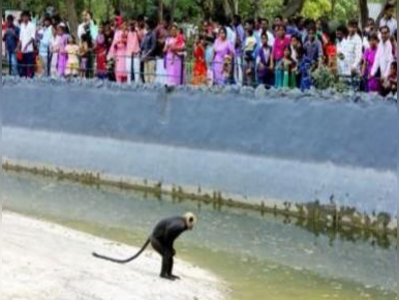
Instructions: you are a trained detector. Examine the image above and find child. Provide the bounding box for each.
[324,33,337,75]
[192,35,207,85]
[171,28,185,65]
[79,33,89,78]
[276,46,296,88]
[382,61,397,96]
[244,29,257,86]
[64,35,80,78]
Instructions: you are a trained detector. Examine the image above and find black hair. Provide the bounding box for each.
[380,25,390,33]
[6,14,15,22]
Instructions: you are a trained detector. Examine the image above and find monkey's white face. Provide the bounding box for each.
[184,212,197,230]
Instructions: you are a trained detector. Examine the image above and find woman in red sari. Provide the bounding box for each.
[192,35,207,85]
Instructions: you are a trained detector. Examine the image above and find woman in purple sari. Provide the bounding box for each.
[57,24,69,77]
[213,27,235,85]
[362,33,381,93]
[164,24,186,86]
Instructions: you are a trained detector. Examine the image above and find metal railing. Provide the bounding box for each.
[2,50,394,96]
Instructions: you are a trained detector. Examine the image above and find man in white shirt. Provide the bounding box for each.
[379,3,397,37]
[337,20,363,76]
[371,26,394,80]
[18,11,36,78]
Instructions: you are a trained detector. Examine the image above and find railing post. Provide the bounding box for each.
[9,51,12,76]
[131,53,135,82]
[47,46,51,77]
[180,55,185,85]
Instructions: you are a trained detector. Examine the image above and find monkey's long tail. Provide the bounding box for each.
[92,239,150,264]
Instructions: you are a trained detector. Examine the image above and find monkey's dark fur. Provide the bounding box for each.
[92,213,196,280]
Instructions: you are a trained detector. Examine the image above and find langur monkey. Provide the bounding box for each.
[92,212,197,280]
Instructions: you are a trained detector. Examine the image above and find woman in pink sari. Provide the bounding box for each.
[164,24,186,86]
[213,27,235,85]
[108,22,128,83]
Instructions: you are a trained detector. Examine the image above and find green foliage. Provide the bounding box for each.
[302,0,331,19]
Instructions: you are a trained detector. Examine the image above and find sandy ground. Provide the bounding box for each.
[2,212,227,300]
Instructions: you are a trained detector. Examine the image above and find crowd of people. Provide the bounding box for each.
[2,5,397,96]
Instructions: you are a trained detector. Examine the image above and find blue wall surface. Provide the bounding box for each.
[3,81,397,217]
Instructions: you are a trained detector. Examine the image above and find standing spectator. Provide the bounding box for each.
[243,28,257,85]
[57,23,69,77]
[213,27,235,85]
[49,25,62,77]
[256,33,273,87]
[18,11,36,78]
[259,18,275,48]
[3,15,20,76]
[154,20,168,84]
[303,26,323,67]
[64,35,80,78]
[324,33,337,74]
[108,22,128,83]
[379,3,397,36]
[164,24,186,86]
[272,25,291,87]
[140,19,157,83]
[337,20,363,77]
[37,16,53,76]
[192,35,207,85]
[95,23,108,79]
[233,14,245,84]
[362,33,381,92]
[126,21,141,83]
[370,26,394,84]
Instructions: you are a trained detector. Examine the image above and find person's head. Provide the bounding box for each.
[276,25,286,38]
[247,28,254,37]
[43,16,52,28]
[390,61,397,74]
[307,26,316,41]
[145,19,156,31]
[384,4,395,19]
[291,34,301,48]
[244,19,255,31]
[219,26,227,40]
[336,25,348,41]
[6,15,14,26]
[67,35,76,44]
[170,24,178,37]
[347,19,359,36]
[380,25,391,42]
[260,18,269,32]
[283,46,292,58]
[57,23,66,35]
[366,18,376,31]
[85,11,93,22]
[261,33,269,47]
[368,32,379,49]
[233,14,241,26]
[21,11,31,24]
[274,15,283,27]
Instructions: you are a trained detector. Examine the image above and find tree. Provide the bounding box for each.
[358,0,369,28]
[282,0,307,17]
[66,0,78,37]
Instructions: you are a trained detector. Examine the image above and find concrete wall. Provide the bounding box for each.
[2,80,397,217]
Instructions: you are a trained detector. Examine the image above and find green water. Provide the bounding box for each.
[3,171,397,300]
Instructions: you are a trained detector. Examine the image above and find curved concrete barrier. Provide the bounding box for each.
[3,79,397,225]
